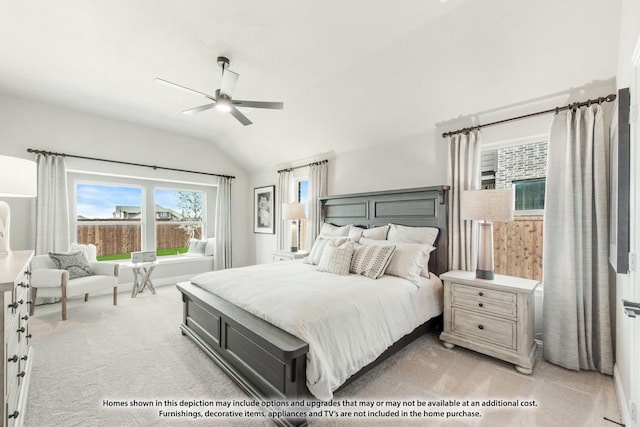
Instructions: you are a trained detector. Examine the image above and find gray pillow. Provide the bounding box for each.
[187,239,207,255]
[48,251,94,279]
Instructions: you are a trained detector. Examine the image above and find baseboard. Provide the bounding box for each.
[614,363,632,426]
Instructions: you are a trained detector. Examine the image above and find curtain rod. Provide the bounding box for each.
[277,159,328,174]
[442,93,617,138]
[26,149,235,180]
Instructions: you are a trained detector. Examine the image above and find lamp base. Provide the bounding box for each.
[475,269,494,280]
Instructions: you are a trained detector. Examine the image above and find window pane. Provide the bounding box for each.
[76,183,142,259]
[514,178,545,210]
[155,189,204,256]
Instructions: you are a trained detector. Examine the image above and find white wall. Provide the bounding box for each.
[0,92,252,267]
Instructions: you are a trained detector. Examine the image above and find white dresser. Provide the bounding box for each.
[439,270,539,374]
[0,251,33,426]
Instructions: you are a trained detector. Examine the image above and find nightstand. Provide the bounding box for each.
[272,250,308,262]
[439,270,539,374]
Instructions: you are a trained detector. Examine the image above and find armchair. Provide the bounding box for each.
[30,253,119,320]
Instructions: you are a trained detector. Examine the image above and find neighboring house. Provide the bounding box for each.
[112,204,183,221]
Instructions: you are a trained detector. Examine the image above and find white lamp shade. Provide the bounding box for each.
[282,203,306,220]
[0,155,37,197]
[461,188,514,221]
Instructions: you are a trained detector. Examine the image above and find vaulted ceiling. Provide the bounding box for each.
[0,0,621,171]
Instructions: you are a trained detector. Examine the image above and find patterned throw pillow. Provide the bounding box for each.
[350,244,396,279]
[304,237,349,265]
[187,239,208,256]
[317,241,356,276]
[48,251,94,280]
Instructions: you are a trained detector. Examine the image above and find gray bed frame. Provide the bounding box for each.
[177,185,449,427]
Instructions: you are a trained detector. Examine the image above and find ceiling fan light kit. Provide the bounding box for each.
[156,55,283,126]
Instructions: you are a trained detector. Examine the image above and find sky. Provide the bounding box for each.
[76,184,183,219]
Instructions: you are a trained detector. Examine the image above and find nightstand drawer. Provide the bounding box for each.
[452,283,516,317]
[452,308,516,350]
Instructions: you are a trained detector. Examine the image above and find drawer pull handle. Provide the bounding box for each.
[478,292,484,297]
[8,302,19,309]
[7,355,18,363]
[478,325,484,330]
[478,303,484,308]
[21,315,29,321]
[25,270,32,276]
[26,334,33,339]
[21,355,28,361]
[27,300,33,305]
[17,327,26,333]
[8,410,19,419]
[18,299,24,305]
[17,371,26,378]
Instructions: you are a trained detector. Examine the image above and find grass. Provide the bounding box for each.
[96,247,188,262]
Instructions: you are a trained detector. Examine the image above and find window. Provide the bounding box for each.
[155,189,204,256]
[297,179,309,251]
[76,183,143,260]
[71,173,215,261]
[514,178,545,212]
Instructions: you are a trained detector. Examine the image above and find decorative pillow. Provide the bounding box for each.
[204,237,216,256]
[350,243,396,279]
[186,239,208,256]
[304,237,349,265]
[48,251,94,280]
[348,225,390,242]
[317,241,356,276]
[360,238,433,285]
[319,223,352,238]
[387,223,439,246]
[70,243,97,262]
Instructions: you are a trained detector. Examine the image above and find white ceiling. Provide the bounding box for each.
[0,0,621,172]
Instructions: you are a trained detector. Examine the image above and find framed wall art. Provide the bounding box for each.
[254,185,275,234]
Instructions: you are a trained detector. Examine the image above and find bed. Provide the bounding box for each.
[177,185,449,426]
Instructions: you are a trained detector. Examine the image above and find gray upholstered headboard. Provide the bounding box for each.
[319,186,450,276]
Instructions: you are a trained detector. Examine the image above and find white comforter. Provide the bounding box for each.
[190,260,443,400]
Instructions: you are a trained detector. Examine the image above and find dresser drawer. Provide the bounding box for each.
[451,308,516,350]
[451,283,517,318]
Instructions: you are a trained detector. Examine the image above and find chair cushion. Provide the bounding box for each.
[49,251,94,280]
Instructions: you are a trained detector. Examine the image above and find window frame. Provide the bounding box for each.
[69,172,216,259]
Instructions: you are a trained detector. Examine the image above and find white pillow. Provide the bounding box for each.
[186,238,207,256]
[387,223,439,246]
[350,243,396,279]
[304,236,349,265]
[348,225,390,242]
[317,241,356,276]
[70,243,97,262]
[360,238,433,285]
[204,237,216,256]
[319,223,351,237]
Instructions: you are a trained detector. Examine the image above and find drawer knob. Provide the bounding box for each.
[18,299,24,305]
[17,371,25,378]
[25,270,32,276]
[478,325,484,330]
[8,302,19,310]
[478,292,484,297]
[21,355,28,361]
[8,410,19,419]
[21,315,29,321]
[478,303,484,308]
[7,355,18,363]
[26,334,33,339]
[17,327,26,333]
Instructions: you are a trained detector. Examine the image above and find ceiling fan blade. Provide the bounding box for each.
[232,100,284,110]
[220,69,239,98]
[229,106,253,126]
[155,78,213,98]
[182,103,216,115]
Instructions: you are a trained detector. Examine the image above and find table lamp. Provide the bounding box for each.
[0,155,38,254]
[282,203,306,252]
[461,188,514,280]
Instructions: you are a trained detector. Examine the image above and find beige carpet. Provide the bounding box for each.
[25,285,621,426]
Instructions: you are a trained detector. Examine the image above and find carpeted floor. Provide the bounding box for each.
[25,285,621,426]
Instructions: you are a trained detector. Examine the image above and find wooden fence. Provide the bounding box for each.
[77,222,202,257]
[493,216,544,282]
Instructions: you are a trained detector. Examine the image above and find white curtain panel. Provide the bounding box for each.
[447,131,481,271]
[214,176,232,270]
[277,170,294,251]
[307,162,328,249]
[35,154,70,255]
[543,104,613,374]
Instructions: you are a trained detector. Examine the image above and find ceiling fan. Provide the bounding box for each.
[155,56,283,126]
